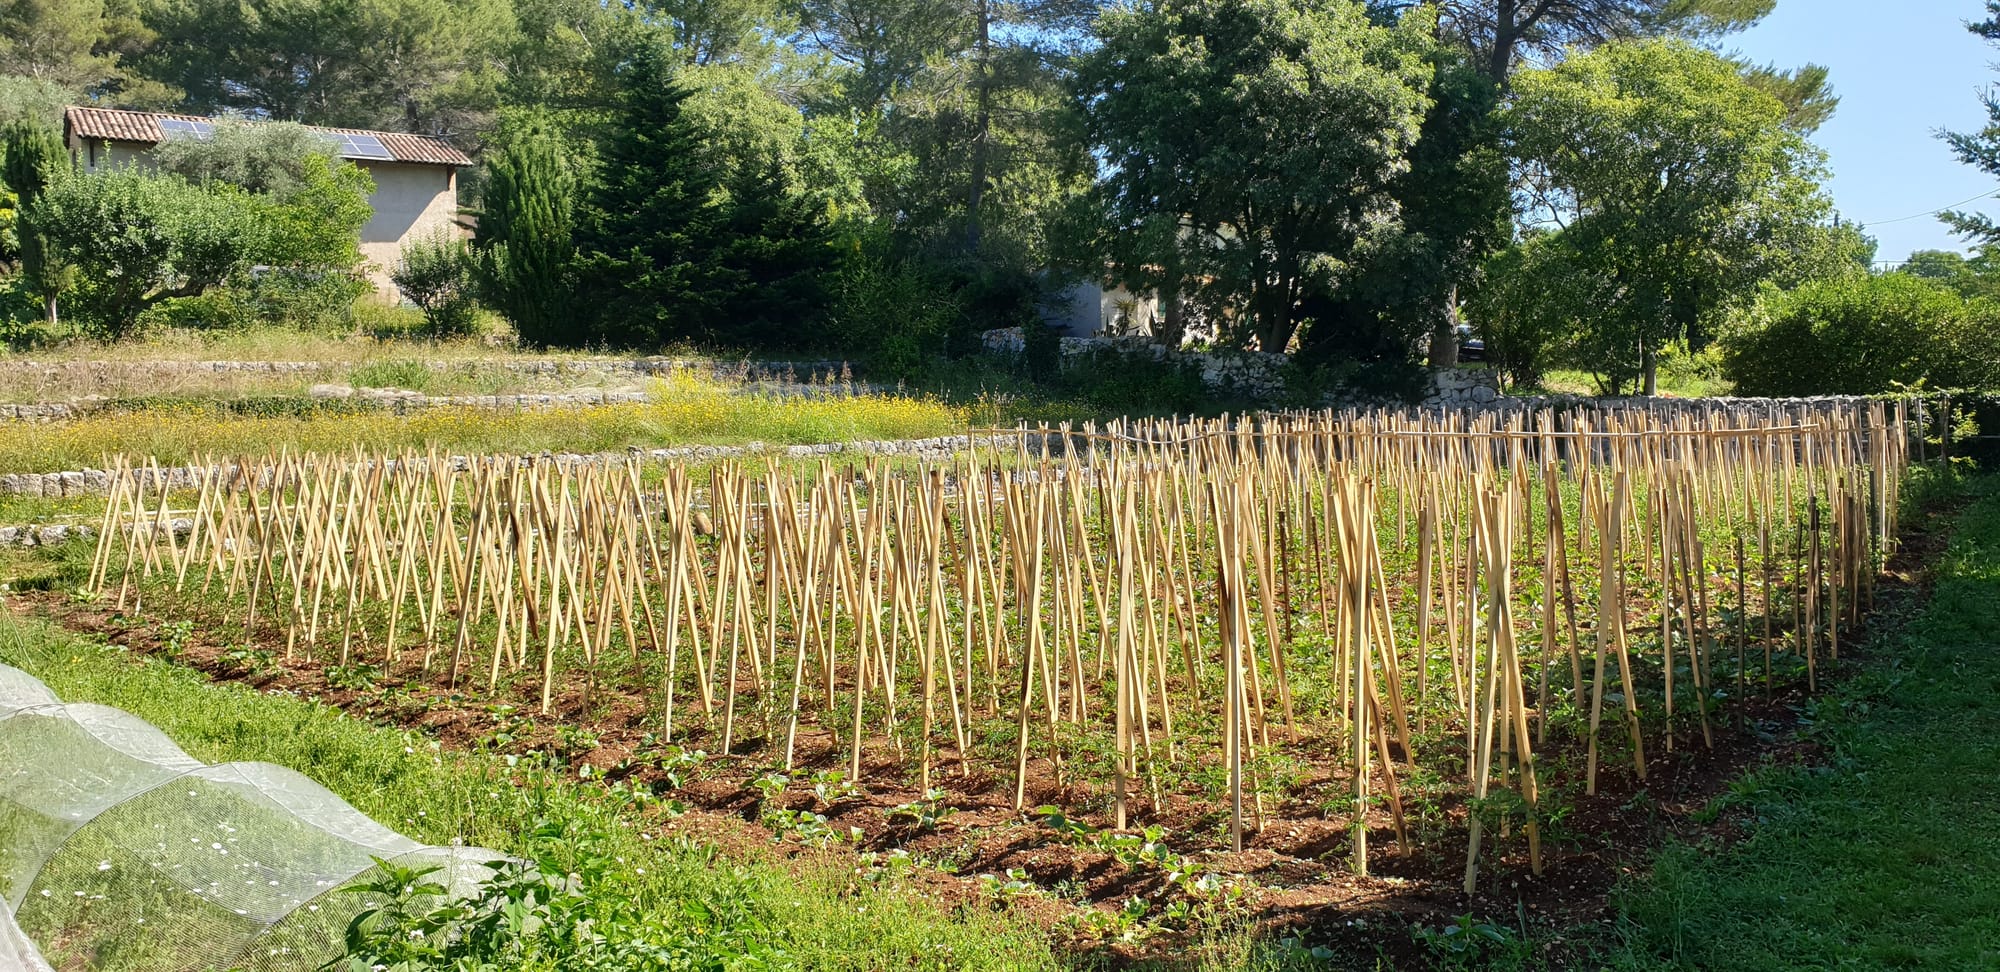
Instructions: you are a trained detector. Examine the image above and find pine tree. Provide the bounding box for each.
[1945,2,2000,246]
[572,43,726,348]
[3,121,68,325]
[706,157,837,349]
[476,119,576,347]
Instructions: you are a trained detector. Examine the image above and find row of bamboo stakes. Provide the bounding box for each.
[88,401,1912,891]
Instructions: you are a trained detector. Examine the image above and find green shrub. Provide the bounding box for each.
[136,289,251,331]
[0,277,52,349]
[1652,337,1731,397]
[826,248,960,381]
[1466,235,1593,391]
[241,268,370,333]
[136,270,369,334]
[391,233,481,338]
[1056,346,1211,413]
[1720,274,2000,396]
[1021,319,1063,382]
[353,300,433,340]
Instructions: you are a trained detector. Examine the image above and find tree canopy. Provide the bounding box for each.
[1499,39,1831,392]
[0,0,1878,389]
[1076,0,1435,353]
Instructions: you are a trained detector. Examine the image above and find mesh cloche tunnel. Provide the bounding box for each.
[0,663,503,971]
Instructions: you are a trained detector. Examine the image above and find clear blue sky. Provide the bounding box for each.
[1728,1,2000,265]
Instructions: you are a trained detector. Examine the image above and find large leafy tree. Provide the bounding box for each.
[797,0,1095,258]
[1415,0,1773,83]
[499,0,661,123]
[0,0,118,88]
[1076,0,1435,352]
[1363,0,1823,368]
[134,0,513,134]
[1503,39,1830,393]
[1298,46,1511,371]
[1901,247,2000,303]
[0,0,172,105]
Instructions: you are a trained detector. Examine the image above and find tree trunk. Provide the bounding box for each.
[963,0,993,254]
[1256,284,1297,353]
[1640,341,1658,396]
[1487,0,1519,82]
[1426,283,1460,369]
[43,293,57,327]
[1158,284,1185,350]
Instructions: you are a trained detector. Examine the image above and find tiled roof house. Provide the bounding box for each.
[63,106,472,296]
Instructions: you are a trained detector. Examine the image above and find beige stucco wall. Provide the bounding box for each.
[70,136,152,171]
[65,135,462,300]
[355,161,462,298]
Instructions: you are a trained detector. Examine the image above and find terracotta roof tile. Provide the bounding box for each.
[63,106,472,167]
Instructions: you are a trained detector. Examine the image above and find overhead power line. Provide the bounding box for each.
[1864,189,1999,226]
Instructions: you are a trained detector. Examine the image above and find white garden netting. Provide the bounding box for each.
[0,662,502,971]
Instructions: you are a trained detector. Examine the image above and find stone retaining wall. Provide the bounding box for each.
[0,355,854,381]
[0,357,862,420]
[2,378,885,424]
[1421,392,1907,419]
[0,433,1043,499]
[975,330,1908,420]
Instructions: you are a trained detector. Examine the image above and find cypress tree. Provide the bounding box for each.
[571,43,725,348]
[4,122,67,325]
[476,119,576,347]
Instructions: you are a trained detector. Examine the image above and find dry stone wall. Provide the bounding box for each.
[0,357,863,420]
[0,433,1039,503]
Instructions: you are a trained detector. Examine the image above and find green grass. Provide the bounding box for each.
[0,373,986,472]
[0,609,1064,971]
[1534,367,1734,399]
[1600,473,2000,970]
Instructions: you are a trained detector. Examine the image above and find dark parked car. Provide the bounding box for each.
[1455,324,1484,362]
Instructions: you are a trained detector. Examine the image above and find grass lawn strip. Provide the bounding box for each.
[1602,474,2000,970]
[0,611,1068,971]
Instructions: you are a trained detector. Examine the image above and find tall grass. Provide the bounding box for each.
[0,374,972,471]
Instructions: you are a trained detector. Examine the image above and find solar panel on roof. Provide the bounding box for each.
[158,118,215,141]
[335,133,394,160]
